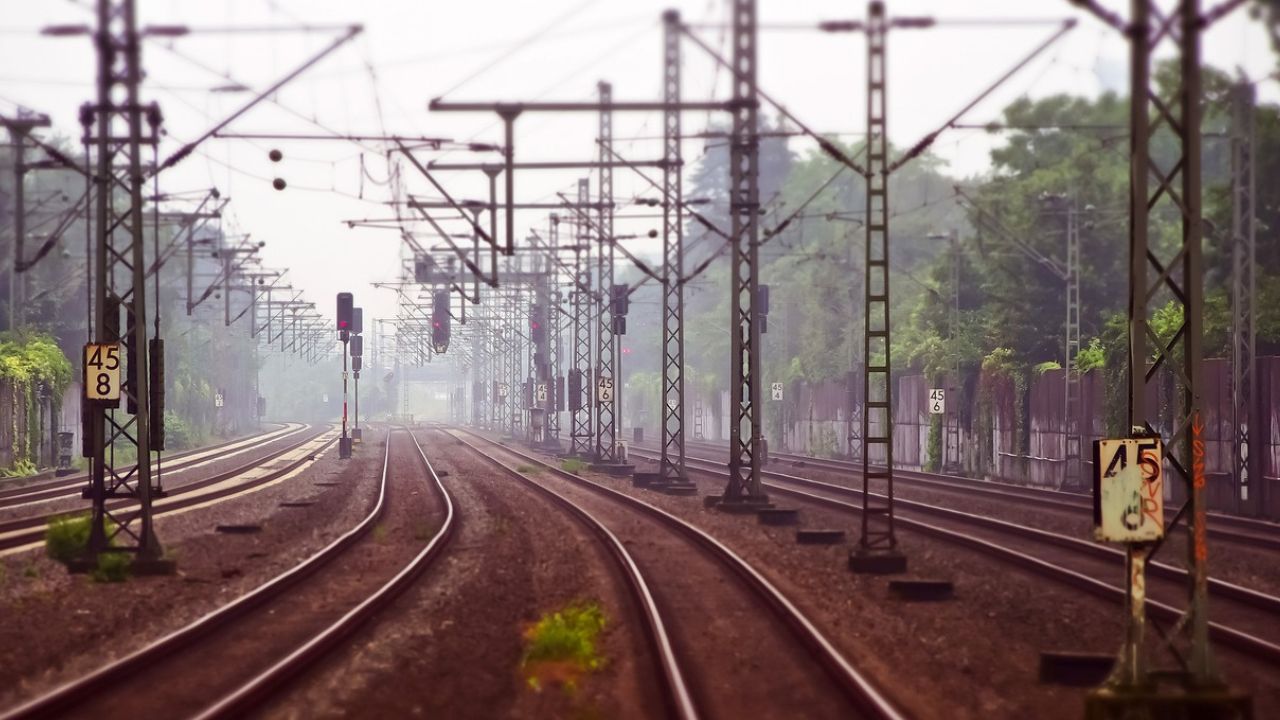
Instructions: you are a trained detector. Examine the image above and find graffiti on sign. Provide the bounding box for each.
[1091,437,1164,543]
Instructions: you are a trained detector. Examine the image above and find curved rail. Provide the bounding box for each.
[193,428,457,719]
[0,422,303,509]
[0,425,333,554]
[678,439,1280,552]
[2,427,454,720]
[452,426,906,720]
[443,428,699,720]
[635,447,1280,669]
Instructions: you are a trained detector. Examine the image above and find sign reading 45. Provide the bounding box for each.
[1092,437,1164,543]
[84,343,122,403]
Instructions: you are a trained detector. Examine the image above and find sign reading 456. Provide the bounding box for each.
[84,343,122,403]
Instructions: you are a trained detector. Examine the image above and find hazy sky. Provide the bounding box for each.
[1,0,1275,328]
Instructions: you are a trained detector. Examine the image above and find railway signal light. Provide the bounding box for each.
[530,304,545,343]
[432,290,451,353]
[351,335,363,357]
[336,292,353,339]
[353,307,364,336]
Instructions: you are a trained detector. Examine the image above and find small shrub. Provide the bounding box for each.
[522,602,608,691]
[2,460,38,479]
[560,459,587,474]
[516,464,540,474]
[92,552,131,583]
[45,513,93,565]
[23,564,39,579]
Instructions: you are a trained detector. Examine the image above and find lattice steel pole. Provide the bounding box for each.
[594,82,619,464]
[945,230,962,474]
[547,214,562,445]
[571,179,595,457]
[851,0,905,572]
[1097,0,1226,703]
[1230,81,1258,517]
[721,0,767,506]
[82,0,166,565]
[659,9,688,485]
[1064,200,1083,490]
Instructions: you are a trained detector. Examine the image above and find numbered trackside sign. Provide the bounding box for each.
[597,376,614,403]
[1092,437,1164,543]
[771,382,783,401]
[84,343,122,402]
[928,389,945,415]
[536,383,548,403]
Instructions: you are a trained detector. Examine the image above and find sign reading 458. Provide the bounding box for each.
[84,343,122,403]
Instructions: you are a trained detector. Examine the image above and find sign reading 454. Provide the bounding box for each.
[84,343,122,403]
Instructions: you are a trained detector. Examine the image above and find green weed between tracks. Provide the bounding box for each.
[44,512,132,583]
[522,602,607,694]
[559,458,587,475]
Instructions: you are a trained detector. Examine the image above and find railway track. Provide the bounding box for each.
[0,424,334,556]
[1,428,456,720]
[447,426,905,720]
[629,446,1280,670]
[675,439,1280,552]
[0,422,303,511]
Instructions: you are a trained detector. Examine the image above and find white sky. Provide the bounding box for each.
[1,0,1275,328]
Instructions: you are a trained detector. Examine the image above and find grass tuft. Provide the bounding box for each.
[560,458,588,475]
[521,602,607,694]
[91,552,131,583]
[45,513,94,565]
[516,464,540,474]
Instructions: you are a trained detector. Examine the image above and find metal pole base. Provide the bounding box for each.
[588,462,636,478]
[1085,683,1251,720]
[714,494,774,514]
[339,437,353,459]
[67,553,176,576]
[848,548,908,574]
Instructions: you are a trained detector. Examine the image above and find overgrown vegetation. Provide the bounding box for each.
[560,458,587,474]
[45,512,131,582]
[0,331,73,471]
[521,602,608,694]
[45,513,94,565]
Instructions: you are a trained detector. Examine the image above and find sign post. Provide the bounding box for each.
[1092,434,1164,686]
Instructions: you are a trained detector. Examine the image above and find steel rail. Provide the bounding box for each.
[192,428,457,719]
[0,426,447,720]
[0,425,334,552]
[0,422,297,505]
[450,426,907,720]
[632,448,1280,668]
[441,427,700,720]
[681,439,1280,552]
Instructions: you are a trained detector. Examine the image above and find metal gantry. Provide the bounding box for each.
[594,82,619,464]
[852,0,902,569]
[1095,0,1239,708]
[1063,199,1083,490]
[1230,80,1258,517]
[546,215,563,446]
[82,0,165,564]
[570,179,595,458]
[659,9,688,485]
[722,0,767,506]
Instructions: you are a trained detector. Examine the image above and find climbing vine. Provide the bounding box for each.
[0,332,73,470]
